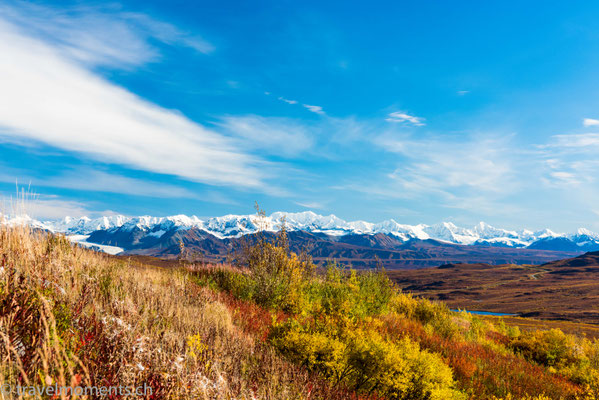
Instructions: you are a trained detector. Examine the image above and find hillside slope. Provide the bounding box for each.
[2,226,599,399]
[0,227,363,399]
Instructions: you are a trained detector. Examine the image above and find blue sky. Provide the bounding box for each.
[1,0,599,231]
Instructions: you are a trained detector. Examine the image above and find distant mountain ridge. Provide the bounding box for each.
[2,211,598,260]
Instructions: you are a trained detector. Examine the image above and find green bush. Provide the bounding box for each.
[352,267,395,316]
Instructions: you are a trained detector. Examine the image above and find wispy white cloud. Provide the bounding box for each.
[121,11,214,54]
[385,111,425,126]
[27,197,111,220]
[548,171,581,185]
[332,133,521,217]
[278,96,298,105]
[379,135,513,196]
[539,152,599,189]
[49,171,199,199]
[543,133,599,149]
[0,192,114,220]
[266,91,324,115]
[537,134,599,188]
[217,115,313,157]
[537,149,599,220]
[583,118,599,127]
[0,168,196,198]
[0,8,269,190]
[303,104,325,115]
[295,201,325,210]
[457,90,470,96]
[0,2,213,69]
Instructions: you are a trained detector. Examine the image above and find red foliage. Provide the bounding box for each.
[218,291,287,341]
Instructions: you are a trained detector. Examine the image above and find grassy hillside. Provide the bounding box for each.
[2,225,599,399]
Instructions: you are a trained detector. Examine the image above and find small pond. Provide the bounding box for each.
[451,309,517,316]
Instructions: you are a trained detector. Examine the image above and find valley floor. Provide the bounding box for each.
[389,253,599,324]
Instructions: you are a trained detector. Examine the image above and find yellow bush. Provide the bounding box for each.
[271,327,348,380]
[269,318,464,399]
[511,328,578,368]
[390,292,419,318]
[345,330,462,400]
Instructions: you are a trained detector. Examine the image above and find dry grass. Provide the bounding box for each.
[0,226,367,399]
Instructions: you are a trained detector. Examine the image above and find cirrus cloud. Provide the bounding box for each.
[303,104,325,115]
[0,6,269,190]
[385,111,425,126]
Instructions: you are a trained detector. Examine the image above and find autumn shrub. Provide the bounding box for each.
[465,316,488,342]
[496,318,522,339]
[507,328,599,395]
[302,264,395,320]
[511,329,579,368]
[269,316,463,400]
[413,298,450,324]
[240,225,313,313]
[390,292,460,339]
[344,331,460,400]
[198,225,463,398]
[382,313,582,399]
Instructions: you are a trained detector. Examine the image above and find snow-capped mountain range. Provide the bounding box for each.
[2,211,598,250]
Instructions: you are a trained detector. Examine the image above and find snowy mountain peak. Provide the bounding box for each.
[573,227,597,238]
[2,211,598,250]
